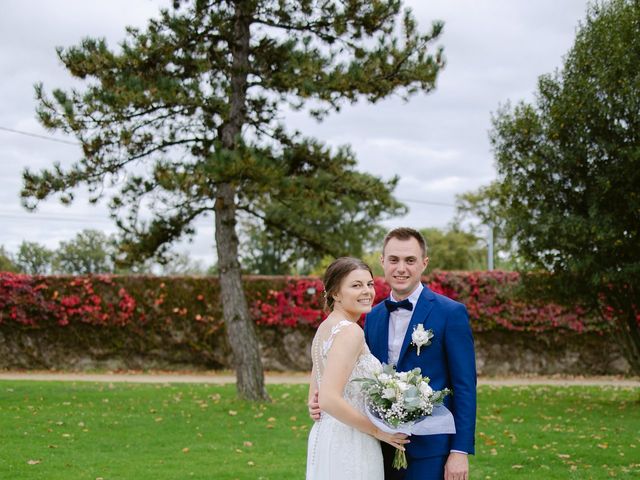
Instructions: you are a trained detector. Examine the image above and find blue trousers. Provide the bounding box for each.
[382,443,447,480]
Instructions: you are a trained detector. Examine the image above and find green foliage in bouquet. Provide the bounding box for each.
[355,364,451,427]
[355,364,451,469]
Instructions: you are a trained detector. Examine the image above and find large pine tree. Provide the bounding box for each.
[23,0,445,400]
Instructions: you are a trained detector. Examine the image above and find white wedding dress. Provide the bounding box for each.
[306,320,384,480]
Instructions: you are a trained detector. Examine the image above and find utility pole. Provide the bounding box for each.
[487,225,494,271]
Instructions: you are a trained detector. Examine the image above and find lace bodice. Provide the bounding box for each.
[311,320,382,413]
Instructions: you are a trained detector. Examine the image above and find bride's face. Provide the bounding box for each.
[333,268,375,318]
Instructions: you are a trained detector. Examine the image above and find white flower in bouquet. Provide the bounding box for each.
[381,387,396,400]
[353,364,453,470]
[397,381,410,392]
[419,381,433,397]
[411,323,434,355]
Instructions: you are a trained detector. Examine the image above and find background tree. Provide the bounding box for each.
[241,219,389,275]
[239,219,298,275]
[15,241,55,275]
[54,229,115,274]
[454,184,525,270]
[23,1,444,400]
[419,227,485,271]
[153,251,208,275]
[487,0,640,373]
[0,246,18,272]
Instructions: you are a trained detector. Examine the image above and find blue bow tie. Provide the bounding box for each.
[384,298,413,312]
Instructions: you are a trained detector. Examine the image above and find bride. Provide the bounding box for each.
[306,257,408,479]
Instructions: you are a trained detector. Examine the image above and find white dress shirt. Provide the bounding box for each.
[387,283,423,365]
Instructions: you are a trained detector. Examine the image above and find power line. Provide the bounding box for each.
[0,126,80,146]
[0,210,212,225]
[0,199,454,224]
[398,197,455,208]
[0,212,113,223]
[0,126,457,209]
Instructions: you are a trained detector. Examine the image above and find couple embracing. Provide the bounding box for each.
[306,228,476,480]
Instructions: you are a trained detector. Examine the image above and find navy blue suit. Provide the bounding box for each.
[364,285,477,478]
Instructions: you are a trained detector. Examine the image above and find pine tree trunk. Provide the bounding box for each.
[215,183,269,401]
[214,1,269,401]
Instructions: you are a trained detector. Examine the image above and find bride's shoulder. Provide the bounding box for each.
[318,319,363,342]
[331,321,364,346]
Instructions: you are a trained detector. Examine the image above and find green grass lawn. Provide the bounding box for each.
[0,381,638,479]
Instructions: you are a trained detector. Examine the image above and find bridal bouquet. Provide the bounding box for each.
[354,364,454,469]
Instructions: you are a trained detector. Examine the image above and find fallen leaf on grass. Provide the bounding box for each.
[478,431,497,446]
[228,410,238,416]
[27,460,41,465]
[182,448,190,453]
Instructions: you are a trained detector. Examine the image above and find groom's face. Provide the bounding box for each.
[380,237,429,300]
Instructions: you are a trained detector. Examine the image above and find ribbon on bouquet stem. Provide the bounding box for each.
[366,405,456,470]
[366,404,456,436]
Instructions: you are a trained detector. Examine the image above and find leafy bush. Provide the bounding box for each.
[0,271,609,334]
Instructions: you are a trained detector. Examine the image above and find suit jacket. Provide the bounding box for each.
[364,285,477,458]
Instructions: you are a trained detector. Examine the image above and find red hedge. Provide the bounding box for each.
[0,271,610,335]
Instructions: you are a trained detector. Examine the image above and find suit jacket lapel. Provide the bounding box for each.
[397,286,435,366]
[372,307,390,364]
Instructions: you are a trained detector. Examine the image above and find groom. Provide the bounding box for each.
[364,227,476,480]
[308,227,476,480]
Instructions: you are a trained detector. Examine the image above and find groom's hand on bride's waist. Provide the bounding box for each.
[308,390,321,421]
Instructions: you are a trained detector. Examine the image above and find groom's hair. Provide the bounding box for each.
[323,257,373,311]
[382,227,427,257]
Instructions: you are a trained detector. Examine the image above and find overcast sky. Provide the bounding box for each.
[0,0,590,265]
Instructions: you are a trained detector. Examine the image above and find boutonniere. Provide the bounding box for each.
[411,324,434,356]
